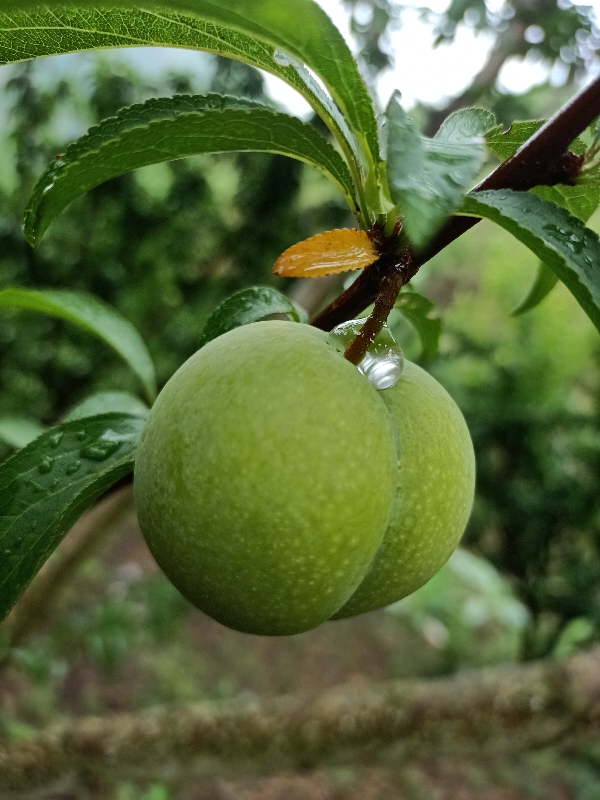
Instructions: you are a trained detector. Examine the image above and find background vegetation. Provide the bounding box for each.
[3,0,600,796]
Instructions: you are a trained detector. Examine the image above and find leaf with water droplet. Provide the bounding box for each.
[24,95,358,249]
[273,48,293,67]
[0,413,144,623]
[460,189,600,334]
[80,440,120,462]
[329,319,404,390]
[38,456,54,474]
[485,119,586,161]
[513,183,600,315]
[386,95,487,251]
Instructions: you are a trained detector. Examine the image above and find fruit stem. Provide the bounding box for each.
[343,257,406,365]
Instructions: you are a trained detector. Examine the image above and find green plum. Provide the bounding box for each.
[134,321,398,635]
[134,320,475,635]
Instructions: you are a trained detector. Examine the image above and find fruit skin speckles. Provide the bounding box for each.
[134,321,397,635]
[134,321,475,636]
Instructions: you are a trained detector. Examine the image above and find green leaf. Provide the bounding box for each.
[0,1,378,176]
[394,291,441,361]
[485,120,586,161]
[63,392,150,422]
[198,286,304,348]
[485,120,544,161]
[386,94,487,251]
[25,94,357,245]
[434,108,496,142]
[460,189,600,334]
[0,413,144,622]
[530,184,600,224]
[513,183,600,315]
[0,288,156,403]
[512,263,559,316]
[0,417,47,450]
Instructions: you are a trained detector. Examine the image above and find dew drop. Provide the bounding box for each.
[328,318,404,390]
[273,48,293,67]
[542,223,585,254]
[25,479,46,494]
[38,455,54,474]
[66,460,82,475]
[80,429,127,461]
[49,432,64,448]
[4,548,10,555]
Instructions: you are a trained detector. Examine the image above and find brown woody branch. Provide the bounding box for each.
[312,70,600,332]
[3,646,600,793]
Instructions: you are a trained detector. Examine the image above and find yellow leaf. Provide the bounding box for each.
[273,229,378,278]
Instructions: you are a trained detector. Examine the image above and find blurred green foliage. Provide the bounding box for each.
[0,54,349,437]
[422,217,600,660]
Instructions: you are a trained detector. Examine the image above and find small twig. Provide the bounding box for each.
[313,71,600,333]
[343,261,405,365]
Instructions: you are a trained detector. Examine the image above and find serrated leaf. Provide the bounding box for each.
[485,121,544,161]
[274,229,377,278]
[0,288,156,402]
[513,183,600,315]
[394,291,442,361]
[25,94,357,246]
[485,120,586,161]
[386,94,486,251]
[460,189,600,334]
[530,184,600,224]
[0,417,47,450]
[0,1,377,177]
[198,286,304,348]
[0,413,144,622]
[434,108,497,142]
[63,392,150,422]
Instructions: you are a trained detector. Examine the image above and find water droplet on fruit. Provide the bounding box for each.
[38,456,54,474]
[66,460,82,475]
[273,48,293,67]
[328,319,404,390]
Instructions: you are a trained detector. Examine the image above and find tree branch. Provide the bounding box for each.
[312,71,600,332]
[3,646,600,792]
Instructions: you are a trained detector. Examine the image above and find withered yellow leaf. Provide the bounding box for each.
[273,229,378,278]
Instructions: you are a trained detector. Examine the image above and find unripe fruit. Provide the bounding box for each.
[134,321,475,635]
